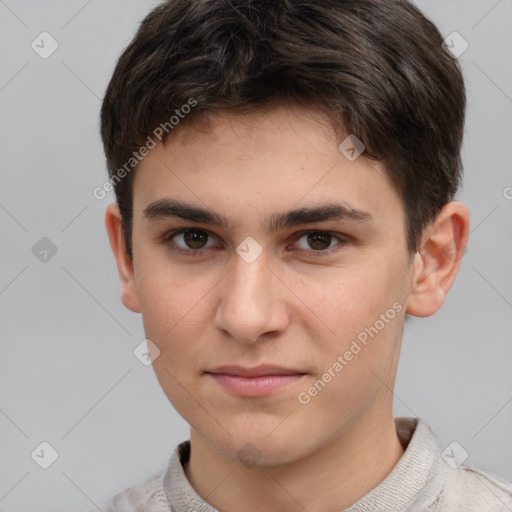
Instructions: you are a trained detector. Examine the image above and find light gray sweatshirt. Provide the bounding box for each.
[95,417,512,511]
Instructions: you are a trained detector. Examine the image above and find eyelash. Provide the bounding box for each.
[161,228,350,258]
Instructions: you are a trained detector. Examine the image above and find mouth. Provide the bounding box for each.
[205,365,307,397]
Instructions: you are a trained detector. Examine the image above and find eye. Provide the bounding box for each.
[164,229,219,255]
[290,231,348,255]
[162,228,349,257]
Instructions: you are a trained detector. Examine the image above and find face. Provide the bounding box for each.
[124,105,417,466]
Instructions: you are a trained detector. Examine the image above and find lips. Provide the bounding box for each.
[205,365,307,397]
[206,365,306,377]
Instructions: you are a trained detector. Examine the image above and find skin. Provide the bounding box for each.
[105,105,469,512]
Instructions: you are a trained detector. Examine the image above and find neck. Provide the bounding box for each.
[184,409,405,512]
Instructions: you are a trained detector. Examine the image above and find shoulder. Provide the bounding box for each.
[98,469,170,512]
[391,418,512,512]
[434,462,512,511]
[88,441,192,512]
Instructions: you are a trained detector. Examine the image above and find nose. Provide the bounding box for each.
[214,251,290,345]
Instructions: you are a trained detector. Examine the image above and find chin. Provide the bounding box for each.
[207,429,310,468]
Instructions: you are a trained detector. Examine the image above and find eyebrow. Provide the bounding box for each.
[142,199,373,232]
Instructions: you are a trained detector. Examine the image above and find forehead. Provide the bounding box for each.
[131,106,403,229]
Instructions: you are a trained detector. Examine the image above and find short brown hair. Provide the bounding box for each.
[100,0,466,260]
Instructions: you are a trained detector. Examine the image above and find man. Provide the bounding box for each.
[97,0,512,510]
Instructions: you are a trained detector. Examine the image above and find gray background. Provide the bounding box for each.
[0,1,511,510]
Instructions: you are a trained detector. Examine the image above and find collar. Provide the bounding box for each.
[163,417,443,512]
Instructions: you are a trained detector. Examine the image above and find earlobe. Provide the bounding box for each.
[406,202,469,318]
[104,203,141,313]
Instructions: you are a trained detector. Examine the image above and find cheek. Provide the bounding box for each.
[292,263,405,372]
[290,265,391,330]
[135,270,197,366]
[135,247,206,331]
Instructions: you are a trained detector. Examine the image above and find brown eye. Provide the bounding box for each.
[307,232,333,250]
[182,230,208,249]
[291,231,349,256]
[166,229,218,253]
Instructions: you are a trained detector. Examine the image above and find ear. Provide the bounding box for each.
[406,201,469,317]
[104,203,141,313]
